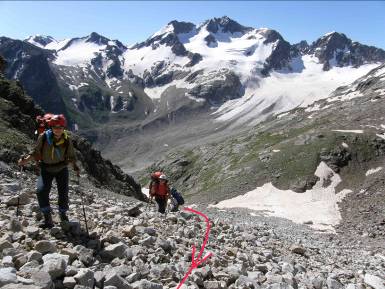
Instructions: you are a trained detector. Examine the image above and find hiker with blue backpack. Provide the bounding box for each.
[18,114,80,228]
[149,172,184,213]
[170,187,184,212]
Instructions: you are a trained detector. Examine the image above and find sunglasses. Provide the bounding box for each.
[52,126,64,129]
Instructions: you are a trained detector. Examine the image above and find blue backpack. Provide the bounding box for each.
[170,187,184,205]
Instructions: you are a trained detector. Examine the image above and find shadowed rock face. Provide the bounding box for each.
[0,37,68,116]
[25,35,55,47]
[204,16,253,34]
[293,40,310,54]
[86,32,111,46]
[262,37,293,76]
[188,70,244,105]
[168,20,195,34]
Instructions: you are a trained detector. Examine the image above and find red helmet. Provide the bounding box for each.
[48,114,67,127]
[151,171,163,180]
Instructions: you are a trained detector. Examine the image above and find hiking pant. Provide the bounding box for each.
[155,196,167,214]
[170,197,179,212]
[37,166,69,214]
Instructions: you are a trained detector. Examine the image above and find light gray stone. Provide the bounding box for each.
[31,271,53,289]
[364,274,385,289]
[42,253,69,279]
[74,268,94,288]
[35,240,57,254]
[0,267,17,287]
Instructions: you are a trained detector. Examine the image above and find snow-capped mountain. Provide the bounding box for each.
[25,34,71,51]
[1,16,385,132]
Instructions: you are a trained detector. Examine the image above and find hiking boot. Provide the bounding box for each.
[40,213,54,229]
[59,212,69,222]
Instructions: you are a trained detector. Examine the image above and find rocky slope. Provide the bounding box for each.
[0,168,384,289]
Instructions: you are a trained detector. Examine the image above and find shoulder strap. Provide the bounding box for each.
[40,133,47,158]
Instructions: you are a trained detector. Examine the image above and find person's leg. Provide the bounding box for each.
[37,167,54,213]
[155,197,166,214]
[56,167,69,221]
[37,167,54,228]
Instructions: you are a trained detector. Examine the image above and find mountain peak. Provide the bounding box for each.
[25,35,56,48]
[203,16,253,34]
[167,20,196,34]
[313,31,351,49]
[85,32,110,45]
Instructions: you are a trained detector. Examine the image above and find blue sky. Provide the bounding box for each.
[1,1,385,49]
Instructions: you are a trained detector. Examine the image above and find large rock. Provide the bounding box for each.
[104,271,132,289]
[35,240,57,254]
[41,253,69,279]
[5,191,31,206]
[73,245,94,266]
[132,279,163,289]
[122,225,137,238]
[0,182,21,194]
[31,271,53,289]
[0,239,13,252]
[101,242,129,260]
[74,268,95,288]
[364,274,385,289]
[0,267,17,287]
[1,285,42,289]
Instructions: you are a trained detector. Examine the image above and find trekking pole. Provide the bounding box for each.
[76,175,89,237]
[16,166,24,217]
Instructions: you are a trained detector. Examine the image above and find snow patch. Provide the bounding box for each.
[54,40,106,66]
[341,142,349,148]
[332,130,364,134]
[365,167,382,176]
[376,133,385,140]
[210,162,352,232]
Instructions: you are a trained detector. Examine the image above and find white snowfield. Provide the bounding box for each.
[210,162,352,232]
[54,40,107,66]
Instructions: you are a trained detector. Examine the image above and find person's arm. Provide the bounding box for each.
[18,134,44,166]
[66,138,80,176]
[18,154,34,166]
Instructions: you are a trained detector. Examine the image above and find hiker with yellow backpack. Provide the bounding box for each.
[18,114,80,228]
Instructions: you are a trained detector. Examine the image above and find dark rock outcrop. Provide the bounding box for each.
[168,20,195,34]
[309,32,385,70]
[188,70,244,105]
[204,16,253,34]
[0,37,68,116]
